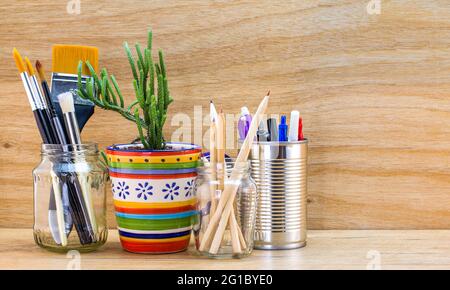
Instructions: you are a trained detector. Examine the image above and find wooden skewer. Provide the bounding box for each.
[217,110,225,192]
[218,109,243,253]
[200,92,270,254]
[229,208,242,253]
[209,110,217,217]
[199,102,218,252]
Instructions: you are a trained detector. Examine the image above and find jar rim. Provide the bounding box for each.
[41,143,99,155]
[197,159,251,175]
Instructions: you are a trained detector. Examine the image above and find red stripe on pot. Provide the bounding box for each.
[120,238,190,254]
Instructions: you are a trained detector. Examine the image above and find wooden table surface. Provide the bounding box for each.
[1,229,449,270]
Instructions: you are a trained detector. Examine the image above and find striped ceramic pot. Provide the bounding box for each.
[106,142,202,254]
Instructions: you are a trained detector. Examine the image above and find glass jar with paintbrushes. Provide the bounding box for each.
[13,46,107,252]
[33,93,108,252]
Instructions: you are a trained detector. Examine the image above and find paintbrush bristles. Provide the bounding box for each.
[52,45,99,75]
[24,57,35,76]
[12,48,26,73]
[58,92,75,114]
[35,60,47,82]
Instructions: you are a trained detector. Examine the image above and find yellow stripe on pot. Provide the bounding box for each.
[114,199,198,209]
[108,153,200,164]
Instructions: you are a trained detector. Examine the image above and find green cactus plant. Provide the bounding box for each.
[76,30,173,150]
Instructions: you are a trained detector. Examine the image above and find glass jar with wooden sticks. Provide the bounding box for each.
[193,91,270,258]
[194,161,257,258]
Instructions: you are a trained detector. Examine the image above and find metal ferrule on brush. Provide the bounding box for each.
[51,73,94,106]
[20,72,40,111]
[29,75,47,109]
[63,111,82,145]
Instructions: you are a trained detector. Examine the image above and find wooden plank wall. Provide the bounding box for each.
[1,0,450,229]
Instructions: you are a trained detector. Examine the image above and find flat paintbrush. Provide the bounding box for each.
[51,45,98,134]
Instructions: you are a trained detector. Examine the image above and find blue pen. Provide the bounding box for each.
[278,115,288,141]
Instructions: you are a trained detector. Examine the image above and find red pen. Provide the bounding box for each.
[298,117,304,140]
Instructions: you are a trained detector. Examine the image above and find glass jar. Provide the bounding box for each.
[33,143,108,252]
[194,161,258,258]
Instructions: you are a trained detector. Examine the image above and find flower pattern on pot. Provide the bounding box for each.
[135,182,154,200]
[184,179,196,197]
[115,181,130,200]
[163,182,180,200]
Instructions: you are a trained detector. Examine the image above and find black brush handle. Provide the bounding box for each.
[62,173,96,244]
[33,110,53,144]
[41,80,69,143]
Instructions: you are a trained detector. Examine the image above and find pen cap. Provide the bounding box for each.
[288,110,300,141]
[241,106,250,117]
[279,115,288,141]
[257,119,269,142]
[267,118,278,142]
[298,117,304,140]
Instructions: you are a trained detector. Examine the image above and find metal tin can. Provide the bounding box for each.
[248,140,308,250]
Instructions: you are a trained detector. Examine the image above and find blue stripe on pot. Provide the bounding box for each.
[118,230,192,239]
[115,210,198,220]
[109,167,197,175]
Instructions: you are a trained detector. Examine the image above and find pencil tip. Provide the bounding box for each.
[267,90,271,96]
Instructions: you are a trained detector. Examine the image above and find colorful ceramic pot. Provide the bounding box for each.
[106,142,202,254]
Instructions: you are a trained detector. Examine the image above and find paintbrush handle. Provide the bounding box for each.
[33,109,53,144]
[51,116,68,144]
[40,81,55,113]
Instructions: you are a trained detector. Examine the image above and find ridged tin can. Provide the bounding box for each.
[248,140,308,250]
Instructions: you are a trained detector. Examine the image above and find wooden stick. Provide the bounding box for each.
[217,110,225,192]
[199,102,218,252]
[203,93,270,254]
[229,209,242,253]
[217,112,242,253]
[209,115,217,217]
[215,107,244,253]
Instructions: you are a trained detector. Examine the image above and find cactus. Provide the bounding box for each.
[76,30,173,150]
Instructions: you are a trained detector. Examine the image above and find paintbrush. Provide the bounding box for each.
[24,57,60,145]
[51,45,98,134]
[13,49,53,144]
[58,92,97,243]
[13,48,68,246]
[27,57,74,244]
[36,60,68,144]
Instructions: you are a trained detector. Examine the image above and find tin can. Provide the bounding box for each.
[248,140,308,250]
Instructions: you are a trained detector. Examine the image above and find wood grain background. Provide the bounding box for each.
[1,0,450,229]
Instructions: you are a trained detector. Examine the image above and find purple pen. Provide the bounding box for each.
[238,115,247,140]
[239,107,252,139]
